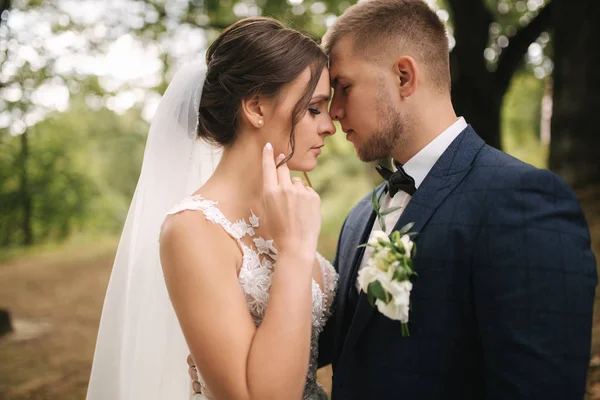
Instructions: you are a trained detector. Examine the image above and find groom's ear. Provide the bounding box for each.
[240,94,265,129]
[394,56,418,98]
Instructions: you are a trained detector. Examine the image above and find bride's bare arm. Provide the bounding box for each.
[160,143,321,400]
[160,216,313,400]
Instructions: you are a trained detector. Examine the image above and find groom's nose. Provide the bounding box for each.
[329,93,345,121]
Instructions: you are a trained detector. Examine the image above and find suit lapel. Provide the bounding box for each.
[339,126,485,356]
[332,185,384,365]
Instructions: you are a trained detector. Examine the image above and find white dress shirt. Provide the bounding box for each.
[355,117,468,291]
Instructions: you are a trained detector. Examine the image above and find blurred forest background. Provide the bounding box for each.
[0,0,598,398]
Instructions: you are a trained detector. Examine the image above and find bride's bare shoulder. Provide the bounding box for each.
[160,204,238,272]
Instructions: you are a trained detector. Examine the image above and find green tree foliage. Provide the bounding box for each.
[1,0,597,257]
[0,96,147,247]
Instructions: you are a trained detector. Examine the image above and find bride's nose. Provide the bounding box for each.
[319,117,336,137]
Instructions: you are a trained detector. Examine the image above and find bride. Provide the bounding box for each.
[86,17,338,400]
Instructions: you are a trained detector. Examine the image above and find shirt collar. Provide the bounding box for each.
[401,117,467,189]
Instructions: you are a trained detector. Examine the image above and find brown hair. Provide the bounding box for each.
[197,17,327,162]
[322,0,450,92]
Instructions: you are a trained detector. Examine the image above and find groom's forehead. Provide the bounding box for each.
[328,53,365,84]
[328,37,362,74]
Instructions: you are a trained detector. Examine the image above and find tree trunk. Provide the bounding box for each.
[447,0,554,150]
[451,73,503,150]
[448,0,500,148]
[0,308,13,337]
[549,0,600,189]
[19,131,33,246]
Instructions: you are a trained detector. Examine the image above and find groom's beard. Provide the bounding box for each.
[357,93,405,162]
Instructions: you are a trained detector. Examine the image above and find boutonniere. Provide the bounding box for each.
[357,189,417,336]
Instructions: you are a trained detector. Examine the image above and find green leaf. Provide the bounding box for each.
[398,222,415,235]
[368,281,390,304]
[367,291,376,306]
[380,206,403,216]
[357,243,368,248]
[401,323,410,337]
[393,267,407,281]
[370,189,380,211]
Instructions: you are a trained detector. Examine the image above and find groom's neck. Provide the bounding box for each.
[391,97,457,164]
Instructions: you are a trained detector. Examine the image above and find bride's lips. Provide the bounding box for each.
[311,145,324,155]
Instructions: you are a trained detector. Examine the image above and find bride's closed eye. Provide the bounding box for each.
[308,107,322,115]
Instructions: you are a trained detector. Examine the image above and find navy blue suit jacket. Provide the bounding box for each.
[318,126,597,399]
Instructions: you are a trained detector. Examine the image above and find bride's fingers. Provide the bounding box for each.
[291,179,304,190]
[192,381,203,394]
[291,177,308,189]
[188,366,197,380]
[186,354,194,367]
[276,153,292,187]
[262,143,278,191]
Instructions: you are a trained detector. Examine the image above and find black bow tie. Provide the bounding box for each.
[376,163,417,197]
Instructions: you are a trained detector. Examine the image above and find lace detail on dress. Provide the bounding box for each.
[166,195,338,400]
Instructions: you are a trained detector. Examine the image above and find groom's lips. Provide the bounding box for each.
[345,129,355,140]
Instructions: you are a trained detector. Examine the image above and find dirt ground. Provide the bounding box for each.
[0,187,599,400]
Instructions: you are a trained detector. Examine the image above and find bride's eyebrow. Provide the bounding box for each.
[311,94,330,103]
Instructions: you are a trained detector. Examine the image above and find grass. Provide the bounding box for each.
[0,188,598,399]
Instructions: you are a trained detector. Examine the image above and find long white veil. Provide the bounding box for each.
[86,61,222,399]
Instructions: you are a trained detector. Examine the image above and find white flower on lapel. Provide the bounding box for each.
[359,189,418,336]
[399,234,414,254]
[368,230,390,247]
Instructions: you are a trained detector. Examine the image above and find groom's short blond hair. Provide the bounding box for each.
[322,0,451,92]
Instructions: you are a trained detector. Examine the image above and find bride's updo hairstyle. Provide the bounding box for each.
[197,17,327,160]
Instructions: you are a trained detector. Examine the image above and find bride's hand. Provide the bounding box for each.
[262,142,321,258]
[187,354,203,394]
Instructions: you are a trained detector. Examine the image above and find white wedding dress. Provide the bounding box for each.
[166,194,338,400]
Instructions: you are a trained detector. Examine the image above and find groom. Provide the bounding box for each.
[190,0,597,398]
[315,0,596,399]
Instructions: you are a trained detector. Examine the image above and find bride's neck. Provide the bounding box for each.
[202,137,264,204]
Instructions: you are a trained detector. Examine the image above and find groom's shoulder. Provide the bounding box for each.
[471,143,573,198]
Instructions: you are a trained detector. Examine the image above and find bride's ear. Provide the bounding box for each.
[240,94,265,129]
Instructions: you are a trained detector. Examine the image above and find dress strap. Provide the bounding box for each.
[166,195,258,244]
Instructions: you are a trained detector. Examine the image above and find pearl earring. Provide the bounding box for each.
[257,120,263,126]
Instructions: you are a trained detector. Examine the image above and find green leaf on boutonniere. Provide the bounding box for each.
[380,206,403,216]
[399,222,415,236]
[411,242,417,259]
[370,189,379,210]
[367,280,389,304]
[393,267,408,281]
[401,323,410,337]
